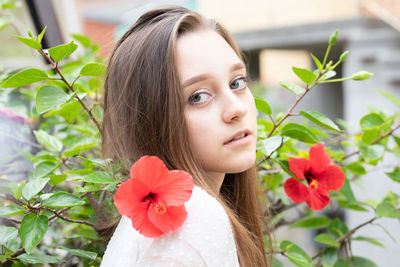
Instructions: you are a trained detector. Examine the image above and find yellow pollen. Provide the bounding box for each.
[154,202,167,215]
[310,179,318,190]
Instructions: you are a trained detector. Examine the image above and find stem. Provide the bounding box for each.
[319,77,353,83]
[322,45,331,69]
[311,217,376,260]
[341,122,400,161]
[86,192,110,224]
[42,207,94,227]
[38,49,102,133]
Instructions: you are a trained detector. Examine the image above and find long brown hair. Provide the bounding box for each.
[102,6,269,266]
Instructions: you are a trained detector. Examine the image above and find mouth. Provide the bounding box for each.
[224,129,252,145]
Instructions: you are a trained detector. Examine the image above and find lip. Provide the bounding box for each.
[224,129,252,146]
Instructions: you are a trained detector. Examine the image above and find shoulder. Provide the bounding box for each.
[101,186,239,267]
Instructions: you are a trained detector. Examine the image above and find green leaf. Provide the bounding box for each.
[22,178,50,200]
[254,97,271,116]
[321,248,338,267]
[352,71,372,81]
[36,85,70,114]
[360,113,384,129]
[346,162,366,175]
[71,33,92,48]
[34,130,63,152]
[328,218,348,237]
[314,233,340,247]
[80,63,106,77]
[279,81,305,95]
[43,192,85,208]
[59,246,97,260]
[352,236,384,248]
[292,67,317,85]
[376,201,400,218]
[14,35,41,49]
[300,110,341,131]
[291,216,331,229]
[37,26,47,44]
[0,226,18,245]
[260,136,283,157]
[358,143,385,163]
[385,168,400,183]
[33,161,58,178]
[20,213,48,254]
[48,41,78,62]
[321,70,336,81]
[311,53,323,71]
[280,240,312,267]
[334,256,378,267]
[84,171,114,184]
[1,68,48,88]
[17,253,61,264]
[281,123,319,144]
[340,179,356,202]
[377,89,400,107]
[0,205,25,217]
[13,181,25,199]
[49,174,67,186]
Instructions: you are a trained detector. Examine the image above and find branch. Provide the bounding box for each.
[42,207,94,227]
[341,122,400,161]
[86,192,110,224]
[38,49,102,133]
[311,217,376,260]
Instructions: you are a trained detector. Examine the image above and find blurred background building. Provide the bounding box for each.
[1,0,399,265]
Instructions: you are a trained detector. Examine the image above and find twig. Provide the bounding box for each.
[86,192,110,224]
[341,122,400,161]
[311,217,376,260]
[42,207,94,227]
[37,49,102,133]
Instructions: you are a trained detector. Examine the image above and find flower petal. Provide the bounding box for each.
[289,157,309,180]
[317,165,345,191]
[129,201,164,238]
[114,178,149,214]
[309,144,332,174]
[284,177,310,203]
[130,156,169,190]
[306,188,330,210]
[148,204,187,233]
[155,170,194,206]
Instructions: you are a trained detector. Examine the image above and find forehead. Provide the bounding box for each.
[176,30,242,82]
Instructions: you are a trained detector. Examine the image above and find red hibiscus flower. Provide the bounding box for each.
[283,144,345,211]
[114,156,194,238]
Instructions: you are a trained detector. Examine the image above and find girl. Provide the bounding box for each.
[101,6,269,266]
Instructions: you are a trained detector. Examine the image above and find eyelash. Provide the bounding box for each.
[188,76,249,105]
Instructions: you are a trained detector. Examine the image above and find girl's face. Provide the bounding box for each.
[177,30,257,180]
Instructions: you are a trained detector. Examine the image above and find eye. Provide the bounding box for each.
[188,91,211,104]
[230,76,248,90]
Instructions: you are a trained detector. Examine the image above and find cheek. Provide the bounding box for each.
[184,110,215,157]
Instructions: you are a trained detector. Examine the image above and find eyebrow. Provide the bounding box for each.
[182,62,245,88]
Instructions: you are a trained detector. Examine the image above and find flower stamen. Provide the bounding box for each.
[154,202,167,214]
[309,179,318,190]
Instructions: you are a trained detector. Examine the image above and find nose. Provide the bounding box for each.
[221,90,248,123]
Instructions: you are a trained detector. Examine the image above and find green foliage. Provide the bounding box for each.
[1,68,48,88]
[279,81,305,94]
[280,123,319,143]
[20,213,48,254]
[48,41,78,62]
[0,22,398,267]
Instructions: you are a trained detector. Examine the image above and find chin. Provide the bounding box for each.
[225,153,256,174]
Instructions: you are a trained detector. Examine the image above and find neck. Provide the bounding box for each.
[204,171,225,194]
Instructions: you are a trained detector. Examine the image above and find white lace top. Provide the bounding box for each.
[101,186,239,267]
